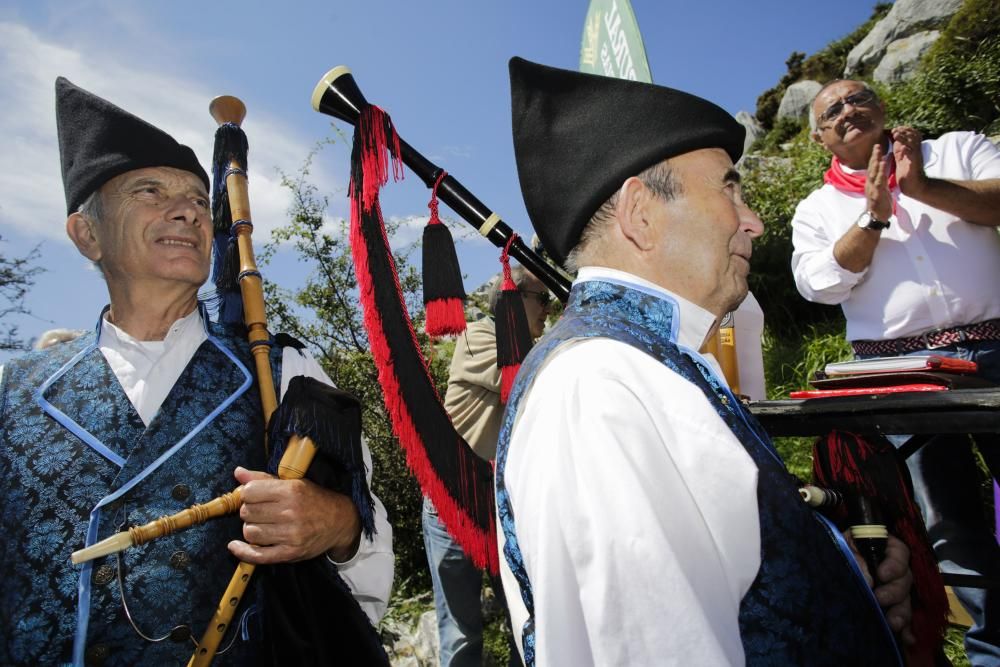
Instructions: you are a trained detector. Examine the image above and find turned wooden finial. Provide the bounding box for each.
[209,95,246,127]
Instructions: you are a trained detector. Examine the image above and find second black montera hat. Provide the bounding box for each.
[509,57,745,266]
[56,77,209,215]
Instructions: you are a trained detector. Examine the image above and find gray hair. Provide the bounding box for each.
[564,160,679,272]
[486,264,531,314]
[808,80,877,133]
[78,189,104,224]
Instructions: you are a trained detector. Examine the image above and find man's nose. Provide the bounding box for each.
[166,196,202,224]
[740,203,764,239]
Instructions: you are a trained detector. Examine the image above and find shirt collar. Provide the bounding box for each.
[98,306,204,350]
[574,266,718,349]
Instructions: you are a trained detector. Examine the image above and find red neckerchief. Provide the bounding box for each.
[823,135,897,213]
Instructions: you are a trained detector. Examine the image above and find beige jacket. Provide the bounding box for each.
[444,317,503,461]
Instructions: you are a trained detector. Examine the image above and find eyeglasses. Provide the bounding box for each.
[520,290,552,308]
[818,89,878,125]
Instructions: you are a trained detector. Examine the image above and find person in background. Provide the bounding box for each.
[791,79,1000,662]
[423,265,549,666]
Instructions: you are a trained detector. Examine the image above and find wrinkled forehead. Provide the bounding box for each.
[101,165,209,198]
[812,81,868,116]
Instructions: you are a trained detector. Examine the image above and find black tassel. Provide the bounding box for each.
[267,375,375,539]
[422,170,466,336]
[210,123,249,324]
[495,236,533,402]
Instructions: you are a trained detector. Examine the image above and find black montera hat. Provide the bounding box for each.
[56,77,209,215]
[509,57,745,265]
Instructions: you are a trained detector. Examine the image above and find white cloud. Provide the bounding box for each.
[0,21,335,244]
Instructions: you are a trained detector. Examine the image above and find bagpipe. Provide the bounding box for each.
[72,96,385,666]
[310,65,579,574]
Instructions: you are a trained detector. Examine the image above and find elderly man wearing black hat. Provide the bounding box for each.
[494,58,913,666]
[0,79,393,665]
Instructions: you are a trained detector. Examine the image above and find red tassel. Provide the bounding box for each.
[425,298,467,336]
[494,235,533,404]
[813,431,949,661]
[422,170,467,337]
[500,365,519,404]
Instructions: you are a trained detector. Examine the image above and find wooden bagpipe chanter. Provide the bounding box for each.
[71,96,385,666]
[309,65,574,575]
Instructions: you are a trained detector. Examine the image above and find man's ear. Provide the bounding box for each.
[614,177,658,252]
[66,212,102,262]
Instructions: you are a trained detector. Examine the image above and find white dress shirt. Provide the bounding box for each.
[791,131,1000,341]
[98,308,393,622]
[499,267,761,666]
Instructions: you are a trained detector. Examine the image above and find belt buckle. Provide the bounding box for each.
[920,329,946,350]
[921,327,963,350]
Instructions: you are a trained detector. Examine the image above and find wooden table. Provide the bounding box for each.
[749,388,1000,590]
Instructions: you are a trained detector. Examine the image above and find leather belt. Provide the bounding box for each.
[851,318,1000,356]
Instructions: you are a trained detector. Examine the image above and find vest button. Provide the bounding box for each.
[93,564,115,586]
[85,642,110,665]
[169,625,192,643]
[171,484,191,501]
[169,550,191,570]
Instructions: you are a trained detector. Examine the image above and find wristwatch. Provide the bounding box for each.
[856,211,891,231]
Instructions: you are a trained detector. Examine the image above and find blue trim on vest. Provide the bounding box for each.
[496,279,901,666]
[36,304,254,667]
[35,311,125,467]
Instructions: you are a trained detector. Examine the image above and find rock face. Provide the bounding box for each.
[735,110,763,155]
[383,609,440,667]
[845,0,962,75]
[776,80,822,122]
[873,30,941,83]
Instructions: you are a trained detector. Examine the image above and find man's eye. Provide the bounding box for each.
[194,198,210,209]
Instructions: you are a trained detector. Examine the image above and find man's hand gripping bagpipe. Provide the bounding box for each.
[70,95,385,666]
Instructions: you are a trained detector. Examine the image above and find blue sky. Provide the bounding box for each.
[0,0,884,361]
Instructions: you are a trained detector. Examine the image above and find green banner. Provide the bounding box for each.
[579,0,652,83]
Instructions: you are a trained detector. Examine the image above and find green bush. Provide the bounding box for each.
[882,34,1000,136]
[741,133,838,334]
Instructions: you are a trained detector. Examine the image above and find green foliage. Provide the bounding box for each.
[881,33,1000,136]
[945,625,972,667]
[750,116,805,155]
[0,236,43,352]
[740,133,838,333]
[260,142,436,591]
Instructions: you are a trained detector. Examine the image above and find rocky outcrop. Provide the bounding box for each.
[873,30,941,83]
[735,111,763,155]
[776,80,822,122]
[383,609,439,667]
[845,0,962,75]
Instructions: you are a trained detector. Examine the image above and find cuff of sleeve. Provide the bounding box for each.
[326,536,367,569]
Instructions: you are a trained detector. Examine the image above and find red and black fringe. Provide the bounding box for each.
[813,431,948,661]
[495,236,533,403]
[348,105,498,573]
[422,170,466,337]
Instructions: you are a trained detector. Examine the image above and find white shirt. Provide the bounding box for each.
[499,267,761,666]
[98,308,393,623]
[791,131,1000,341]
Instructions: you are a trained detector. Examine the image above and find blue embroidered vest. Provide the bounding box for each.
[496,280,901,666]
[0,319,276,665]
